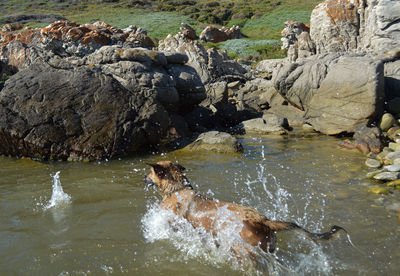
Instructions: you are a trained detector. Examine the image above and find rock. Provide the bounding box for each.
[164,52,189,64]
[236,114,289,134]
[387,126,400,141]
[365,158,382,168]
[386,98,400,116]
[168,114,192,138]
[288,54,384,135]
[383,151,400,165]
[158,33,247,85]
[388,142,400,152]
[184,106,214,132]
[199,25,246,43]
[201,81,228,109]
[180,23,198,40]
[386,180,400,189]
[366,170,384,179]
[373,172,400,181]
[380,113,396,132]
[267,105,306,127]
[0,61,169,160]
[0,20,155,71]
[255,58,286,80]
[183,131,243,153]
[310,0,359,54]
[368,187,390,195]
[339,125,384,154]
[384,60,400,102]
[310,0,400,55]
[384,164,400,172]
[280,21,314,62]
[393,158,400,165]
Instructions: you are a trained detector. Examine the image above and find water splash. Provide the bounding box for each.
[44,171,71,210]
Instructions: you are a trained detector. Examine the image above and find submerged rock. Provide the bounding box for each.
[236,114,289,135]
[368,186,390,195]
[373,172,400,181]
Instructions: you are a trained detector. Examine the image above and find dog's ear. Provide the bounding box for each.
[176,164,186,172]
[147,163,166,176]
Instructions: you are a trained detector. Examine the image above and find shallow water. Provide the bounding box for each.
[0,134,399,275]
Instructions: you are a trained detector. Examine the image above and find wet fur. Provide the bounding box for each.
[144,161,346,254]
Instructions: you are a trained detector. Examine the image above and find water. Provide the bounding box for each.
[0,134,399,275]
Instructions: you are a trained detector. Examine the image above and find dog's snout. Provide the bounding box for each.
[144,175,154,187]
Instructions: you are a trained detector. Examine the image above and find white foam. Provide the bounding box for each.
[44,171,71,210]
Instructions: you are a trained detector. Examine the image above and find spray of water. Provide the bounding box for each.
[44,171,71,210]
[141,142,346,274]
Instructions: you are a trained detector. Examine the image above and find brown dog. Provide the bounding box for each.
[144,161,346,254]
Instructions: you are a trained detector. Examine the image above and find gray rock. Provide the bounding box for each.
[164,52,189,64]
[365,159,382,168]
[379,113,396,132]
[306,55,384,134]
[383,164,400,172]
[237,114,289,134]
[0,61,169,160]
[373,172,400,181]
[201,81,228,109]
[366,170,384,179]
[384,151,400,164]
[158,33,247,85]
[183,131,243,153]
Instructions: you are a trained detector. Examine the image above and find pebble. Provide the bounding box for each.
[365,158,382,168]
[368,187,390,195]
[373,171,400,181]
[366,170,383,179]
[384,164,400,172]
[383,151,400,164]
[386,179,400,189]
[393,158,400,165]
[380,113,395,132]
[388,142,400,152]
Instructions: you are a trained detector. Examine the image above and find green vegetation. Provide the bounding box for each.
[0,0,320,59]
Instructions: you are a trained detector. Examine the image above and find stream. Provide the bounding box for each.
[0,133,399,275]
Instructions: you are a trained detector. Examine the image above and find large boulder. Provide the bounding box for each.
[273,53,385,134]
[199,25,246,43]
[158,33,247,85]
[0,62,169,160]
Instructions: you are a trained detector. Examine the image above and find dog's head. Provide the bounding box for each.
[144,161,192,196]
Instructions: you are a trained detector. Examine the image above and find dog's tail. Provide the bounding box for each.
[265,220,347,241]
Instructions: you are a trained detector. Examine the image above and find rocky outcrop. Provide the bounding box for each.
[273,53,385,134]
[310,0,400,55]
[0,20,154,71]
[199,25,246,43]
[281,21,315,62]
[0,41,211,160]
[158,33,247,85]
[0,61,169,160]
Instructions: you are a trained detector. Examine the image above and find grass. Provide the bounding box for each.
[218,39,286,60]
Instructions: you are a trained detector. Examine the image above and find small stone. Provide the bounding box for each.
[386,180,400,189]
[365,158,382,168]
[366,170,384,179]
[385,202,400,212]
[380,113,396,132]
[394,158,400,165]
[227,81,240,88]
[373,171,400,181]
[388,142,400,151]
[384,164,400,172]
[368,187,390,195]
[383,151,400,164]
